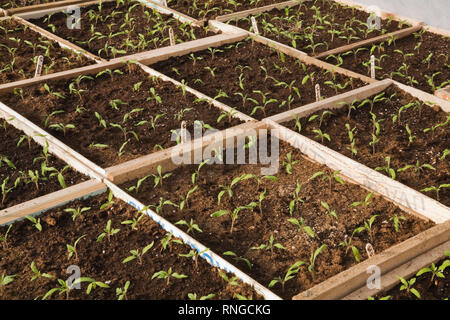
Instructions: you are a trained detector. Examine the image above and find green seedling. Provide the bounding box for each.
[288,217,315,238]
[283,152,299,174]
[289,180,304,216]
[251,234,286,254]
[390,214,407,232]
[0,224,12,249]
[218,270,239,286]
[421,184,450,201]
[30,261,54,281]
[64,206,91,222]
[152,267,188,285]
[179,185,198,211]
[309,170,345,192]
[152,165,172,188]
[67,234,86,261]
[398,160,435,177]
[223,251,252,270]
[211,202,257,234]
[416,262,447,285]
[123,242,154,265]
[126,175,150,193]
[116,281,130,300]
[308,244,327,273]
[349,192,374,208]
[217,173,253,204]
[354,214,378,243]
[398,276,421,299]
[312,128,331,144]
[268,261,305,292]
[320,201,338,220]
[375,156,396,180]
[121,213,145,231]
[160,233,183,253]
[43,279,72,300]
[308,110,333,128]
[97,219,120,242]
[175,218,202,234]
[25,215,42,232]
[188,293,215,300]
[179,248,209,270]
[73,277,110,295]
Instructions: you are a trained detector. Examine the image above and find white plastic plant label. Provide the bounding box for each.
[181,121,187,144]
[365,243,375,258]
[251,16,259,35]
[371,55,376,79]
[315,84,321,102]
[34,55,44,78]
[169,28,175,46]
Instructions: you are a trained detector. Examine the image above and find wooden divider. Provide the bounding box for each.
[0,179,106,225]
[209,20,377,84]
[343,239,450,300]
[16,16,105,63]
[103,110,449,301]
[293,220,450,300]
[105,120,267,184]
[268,79,393,123]
[313,24,423,59]
[215,0,304,22]
[263,82,450,224]
[5,0,90,15]
[140,0,204,26]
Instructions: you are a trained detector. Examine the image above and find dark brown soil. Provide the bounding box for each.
[0,122,86,210]
[323,30,450,94]
[0,18,94,84]
[375,254,449,300]
[119,139,433,299]
[167,0,289,20]
[234,0,406,55]
[283,85,450,206]
[0,65,242,168]
[0,193,261,300]
[152,39,367,120]
[29,0,217,60]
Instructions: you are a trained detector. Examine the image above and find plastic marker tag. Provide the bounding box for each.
[169,28,175,46]
[251,16,259,35]
[365,243,375,258]
[181,121,187,144]
[315,84,321,102]
[34,55,44,78]
[370,55,376,79]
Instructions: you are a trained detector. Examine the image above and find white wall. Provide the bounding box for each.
[349,0,450,30]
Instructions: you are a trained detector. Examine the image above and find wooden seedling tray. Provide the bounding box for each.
[0,171,281,300]
[99,119,450,300]
[209,20,376,84]
[343,238,450,299]
[293,220,450,299]
[3,0,91,16]
[211,0,424,60]
[0,179,105,225]
[0,57,254,181]
[14,0,224,63]
[214,0,303,23]
[265,78,450,224]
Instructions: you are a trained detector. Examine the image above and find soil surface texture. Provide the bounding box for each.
[0,18,94,84]
[0,122,86,210]
[29,0,217,60]
[284,85,450,206]
[0,65,243,168]
[0,193,262,299]
[120,139,433,299]
[152,39,367,120]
